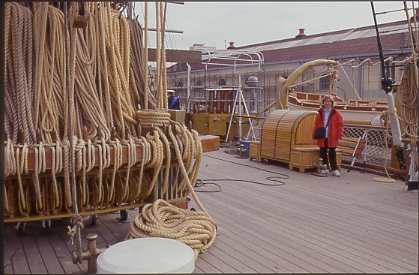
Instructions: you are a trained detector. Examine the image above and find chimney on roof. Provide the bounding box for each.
[295,28,306,39]
[227,41,236,49]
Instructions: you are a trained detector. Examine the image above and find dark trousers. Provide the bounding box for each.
[320,138,338,171]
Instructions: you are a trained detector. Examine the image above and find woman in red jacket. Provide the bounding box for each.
[312,95,345,176]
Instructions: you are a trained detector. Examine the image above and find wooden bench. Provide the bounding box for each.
[260,110,343,173]
[290,146,342,173]
[338,130,367,172]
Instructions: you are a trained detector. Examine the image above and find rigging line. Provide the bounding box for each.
[194,180,222,192]
[340,64,362,101]
[197,178,285,187]
[202,154,290,179]
[371,1,393,93]
[404,1,418,57]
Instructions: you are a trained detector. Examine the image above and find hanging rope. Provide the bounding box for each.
[63,2,84,264]
[4,2,217,262]
[125,123,216,261]
[5,2,37,144]
[143,2,149,109]
[128,17,147,110]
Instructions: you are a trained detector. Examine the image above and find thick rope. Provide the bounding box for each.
[125,123,216,261]
[5,3,37,144]
[5,2,217,262]
[137,109,171,127]
[143,2,149,109]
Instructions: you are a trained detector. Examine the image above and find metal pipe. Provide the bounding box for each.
[238,74,242,140]
[360,59,364,99]
[147,28,183,34]
[187,63,191,112]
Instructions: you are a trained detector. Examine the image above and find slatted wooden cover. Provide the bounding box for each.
[260,110,317,162]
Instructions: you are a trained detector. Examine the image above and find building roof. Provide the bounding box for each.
[167,19,414,73]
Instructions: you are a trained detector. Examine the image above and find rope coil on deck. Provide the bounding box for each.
[125,123,217,260]
[126,199,216,260]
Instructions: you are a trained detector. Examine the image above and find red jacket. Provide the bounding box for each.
[312,106,344,148]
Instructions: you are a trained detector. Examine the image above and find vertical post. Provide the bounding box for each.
[187,63,191,113]
[0,3,5,271]
[238,73,242,141]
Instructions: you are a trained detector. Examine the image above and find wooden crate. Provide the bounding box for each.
[168,109,186,123]
[260,110,317,162]
[249,141,262,162]
[199,135,220,152]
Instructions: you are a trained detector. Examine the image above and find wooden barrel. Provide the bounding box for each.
[260,110,317,162]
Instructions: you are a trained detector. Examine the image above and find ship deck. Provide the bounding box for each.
[3,149,418,274]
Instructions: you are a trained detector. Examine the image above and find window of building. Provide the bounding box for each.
[319,74,330,90]
[218,79,226,86]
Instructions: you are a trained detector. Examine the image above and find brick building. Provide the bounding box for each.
[165,18,416,112]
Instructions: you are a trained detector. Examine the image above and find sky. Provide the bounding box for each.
[132,1,416,51]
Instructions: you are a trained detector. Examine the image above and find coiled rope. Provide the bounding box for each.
[137,109,172,127]
[397,57,418,171]
[398,57,418,140]
[125,124,216,260]
[4,1,217,262]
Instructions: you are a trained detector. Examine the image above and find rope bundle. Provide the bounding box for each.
[136,109,171,127]
[125,199,216,260]
[125,123,216,260]
[5,2,37,144]
[397,57,418,170]
[398,58,418,139]
[4,2,217,261]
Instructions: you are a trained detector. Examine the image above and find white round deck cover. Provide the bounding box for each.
[97,237,195,273]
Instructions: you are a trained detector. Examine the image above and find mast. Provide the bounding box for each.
[370,1,403,147]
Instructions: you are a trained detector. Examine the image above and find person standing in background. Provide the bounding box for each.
[167,90,180,110]
[312,95,344,176]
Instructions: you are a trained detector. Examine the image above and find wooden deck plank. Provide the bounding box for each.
[203,220,301,273]
[10,246,30,274]
[40,221,85,274]
[318,206,418,255]
[269,211,417,272]
[193,152,417,272]
[4,224,30,274]
[204,172,416,272]
[22,228,48,274]
[195,194,347,272]
[262,215,383,272]
[4,224,22,274]
[3,149,417,274]
[193,257,222,273]
[197,249,239,273]
[34,230,67,274]
[189,196,329,272]
[191,265,204,273]
[199,245,257,273]
[208,177,418,258]
[250,218,376,273]
[210,226,290,273]
[201,153,416,237]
